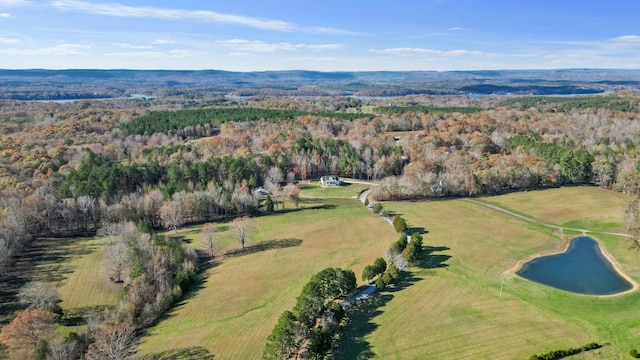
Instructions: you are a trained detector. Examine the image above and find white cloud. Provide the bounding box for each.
[112,42,152,49]
[0,0,32,6]
[105,49,199,58]
[214,39,344,53]
[369,47,501,58]
[50,0,295,32]
[0,12,10,17]
[49,1,359,35]
[0,35,18,43]
[0,43,90,56]
[151,39,176,45]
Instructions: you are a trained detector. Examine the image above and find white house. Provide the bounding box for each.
[320,175,340,187]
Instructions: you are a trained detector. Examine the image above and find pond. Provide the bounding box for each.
[516,236,633,295]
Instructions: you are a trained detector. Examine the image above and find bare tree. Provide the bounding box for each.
[103,241,129,283]
[0,237,14,278]
[17,281,60,310]
[200,223,218,258]
[85,322,137,360]
[97,223,121,246]
[159,200,184,233]
[230,216,256,251]
[625,198,640,249]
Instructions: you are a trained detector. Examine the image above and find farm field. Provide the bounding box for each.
[136,196,396,359]
[338,187,640,359]
[3,186,638,359]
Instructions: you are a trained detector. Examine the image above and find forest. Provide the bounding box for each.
[1,78,640,358]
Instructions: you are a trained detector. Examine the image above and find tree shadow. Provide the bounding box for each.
[137,346,215,360]
[335,246,450,359]
[255,203,338,218]
[224,238,303,257]
[416,246,451,269]
[60,305,111,327]
[0,237,98,324]
[407,226,429,235]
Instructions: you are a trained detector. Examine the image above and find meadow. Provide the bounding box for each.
[136,193,396,359]
[3,185,638,359]
[338,186,638,359]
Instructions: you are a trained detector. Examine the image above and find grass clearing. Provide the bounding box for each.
[6,186,637,359]
[298,180,370,198]
[137,198,396,359]
[485,186,628,228]
[338,187,639,359]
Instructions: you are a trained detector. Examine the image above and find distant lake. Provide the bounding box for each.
[31,94,156,103]
[516,236,632,295]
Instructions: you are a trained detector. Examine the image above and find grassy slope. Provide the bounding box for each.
[137,198,396,359]
[346,187,639,359]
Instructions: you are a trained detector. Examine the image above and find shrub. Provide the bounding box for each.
[392,215,407,234]
[372,203,382,214]
[364,198,369,207]
[375,277,386,290]
[382,272,393,285]
[631,349,639,358]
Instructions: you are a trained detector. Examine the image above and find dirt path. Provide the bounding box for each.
[463,199,632,238]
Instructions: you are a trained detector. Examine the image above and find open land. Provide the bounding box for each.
[126,186,640,359]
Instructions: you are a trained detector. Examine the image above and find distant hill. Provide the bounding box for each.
[0,68,638,99]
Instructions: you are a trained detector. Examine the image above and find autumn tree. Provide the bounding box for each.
[230,216,256,251]
[283,183,301,209]
[0,309,58,356]
[85,322,137,360]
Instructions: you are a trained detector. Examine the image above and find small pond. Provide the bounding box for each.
[516,236,632,295]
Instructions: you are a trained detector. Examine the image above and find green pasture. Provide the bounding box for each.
[337,187,638,359]
[5,186,638,359]
[298,180,371,199]
[137,198,396,359]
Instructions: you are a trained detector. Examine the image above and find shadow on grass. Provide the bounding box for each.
[255,203,338,218]
[137,346,215,360]
[407,226,429,235]
[224,238,303,258]
[334,246,450,360]
[0,237,98,325]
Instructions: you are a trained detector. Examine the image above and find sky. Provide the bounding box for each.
[0,0,639,71]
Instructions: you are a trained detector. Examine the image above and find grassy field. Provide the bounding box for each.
[5,185,637,359]
[298,180,371,198]
[137,197,396,359]
[0,237,120,322]
[336,187,639,359]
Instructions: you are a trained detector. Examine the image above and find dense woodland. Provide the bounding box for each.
[2,88,640,358]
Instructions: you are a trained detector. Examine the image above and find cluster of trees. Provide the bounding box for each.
[1,221,197,359]
[122,107,372,136]
[263,268,356,360]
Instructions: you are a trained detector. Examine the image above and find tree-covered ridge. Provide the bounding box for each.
[498,95,640,112]
[373,105,485,115]
[122,107,373,136]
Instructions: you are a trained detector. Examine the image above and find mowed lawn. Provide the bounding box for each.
[485,186,627,232]
[298,180,370,198]
[137,198,396,359]
[342,187,640,359]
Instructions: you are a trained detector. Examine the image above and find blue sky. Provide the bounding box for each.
[0,0,639,71]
